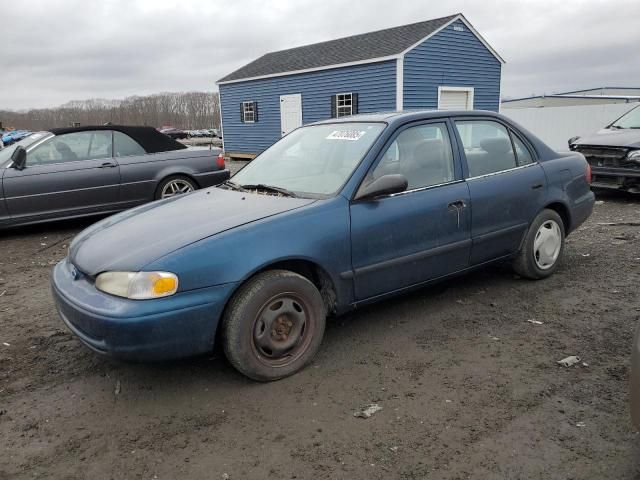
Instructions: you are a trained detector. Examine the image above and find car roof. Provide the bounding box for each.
[49,125,187,153]
[310,109,503,126]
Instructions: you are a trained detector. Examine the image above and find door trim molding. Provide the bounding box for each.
[348,238,472,278]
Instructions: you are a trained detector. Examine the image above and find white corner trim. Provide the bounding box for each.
[437,86,475,110]
[218,95,225,152]
[399,14,505,65]
[217,55,401,85]
[396,57,404,111]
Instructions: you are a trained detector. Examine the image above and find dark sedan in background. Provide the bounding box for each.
[0,125,229,228]
[569,105,640,194]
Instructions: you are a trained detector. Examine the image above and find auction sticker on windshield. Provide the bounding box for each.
[326,130,366,141]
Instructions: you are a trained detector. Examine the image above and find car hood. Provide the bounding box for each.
[575,128,640,148]
[69,188,316,275]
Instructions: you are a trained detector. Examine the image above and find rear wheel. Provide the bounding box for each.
[155,175,197,200]
[221,270,326,381]
[513,209,565,279]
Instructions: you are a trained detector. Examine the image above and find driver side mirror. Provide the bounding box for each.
[11,146,26,170]
[355,174,408,201]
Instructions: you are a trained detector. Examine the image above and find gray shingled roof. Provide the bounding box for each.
[218,14,459,83]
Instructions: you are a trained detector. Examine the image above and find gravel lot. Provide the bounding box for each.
[1,190,639,479]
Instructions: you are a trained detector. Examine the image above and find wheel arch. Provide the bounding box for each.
[543,201,571,233]
[221,257,339,323]
[154,172,200,198]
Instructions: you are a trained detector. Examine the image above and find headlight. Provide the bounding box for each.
[95,271,179,299]
[628,150,640,162]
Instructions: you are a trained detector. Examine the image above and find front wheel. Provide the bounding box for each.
[513,209,565,280]
[221,270,326,381]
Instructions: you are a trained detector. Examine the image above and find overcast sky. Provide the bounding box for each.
[1,0,639,110]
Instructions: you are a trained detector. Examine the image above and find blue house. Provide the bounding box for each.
[217,13,504,158]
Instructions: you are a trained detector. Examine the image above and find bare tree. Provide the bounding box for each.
[0,92,221,131]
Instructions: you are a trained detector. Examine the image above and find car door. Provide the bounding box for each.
[453,118,546,265]
[3,130,120,221]
[111,130,154,204]
[350,120,471,301]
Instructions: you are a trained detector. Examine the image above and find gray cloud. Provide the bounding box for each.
[1,0,638,110]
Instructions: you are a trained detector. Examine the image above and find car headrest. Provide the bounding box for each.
[480,137,512,155]
[412,138,444,160]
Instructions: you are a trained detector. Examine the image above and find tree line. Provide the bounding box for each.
[0,91,221,131]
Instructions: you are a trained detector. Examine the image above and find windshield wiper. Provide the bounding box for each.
[241,184,299,198]
[220,180,247,191]
[610,125,625,129]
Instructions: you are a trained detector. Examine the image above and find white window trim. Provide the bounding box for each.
[242,101,256,123]
[336,92,353,118]
[437,86,475,110]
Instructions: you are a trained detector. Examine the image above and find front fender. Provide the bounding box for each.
[145,197,355,309]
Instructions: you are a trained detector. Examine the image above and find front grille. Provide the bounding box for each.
[575,145,639,169]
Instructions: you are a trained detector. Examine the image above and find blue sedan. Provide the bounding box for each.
[52,110,594,381]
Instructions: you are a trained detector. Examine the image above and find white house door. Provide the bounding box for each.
[280,94,302,136]
[438,87,474,110]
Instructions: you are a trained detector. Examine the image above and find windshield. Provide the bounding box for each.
[610,105,640,129]
[0,132,52,165]
[231,122,385,197]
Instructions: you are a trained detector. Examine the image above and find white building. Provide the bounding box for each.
[501,87,640,150]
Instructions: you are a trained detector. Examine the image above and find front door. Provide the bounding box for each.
[280,94,302,136]
[350,121,471,301]
[3,130,120,221]
[453,119,547,264]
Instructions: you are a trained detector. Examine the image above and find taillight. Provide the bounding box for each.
[586,163,592,184]
[216,152,225,168]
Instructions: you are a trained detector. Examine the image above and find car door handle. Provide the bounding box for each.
[99,162,117,168]
[531,183,543,190]
[448,200,466,209]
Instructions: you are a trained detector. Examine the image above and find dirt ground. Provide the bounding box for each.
[1,190,639,480]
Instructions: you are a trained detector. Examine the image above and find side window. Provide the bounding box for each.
[512,133,534,166]
[114,131,145,157]
[365,123,455,191]
[28,131,111,166]
[455,120,517,177]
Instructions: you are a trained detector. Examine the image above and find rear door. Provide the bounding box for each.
[3,130,120,221]
[350,120,471,300]
[453,118,546,264]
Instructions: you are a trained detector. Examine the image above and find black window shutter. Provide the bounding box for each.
[352,93,359,114]
[253,102,258,122]
[240,103,245,123]
[331,95,337,118]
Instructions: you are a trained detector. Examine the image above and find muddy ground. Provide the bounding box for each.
[1,190,639,480]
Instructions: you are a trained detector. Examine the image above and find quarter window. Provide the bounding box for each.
[28,131,112,166]
[364,123,455,191]
[114,131,145,157]
[455,120,517,177]
[241,101,257,123]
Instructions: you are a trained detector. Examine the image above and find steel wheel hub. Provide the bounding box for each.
[533,220,562,270]
[161,179,194,198]
[253,295,309,363]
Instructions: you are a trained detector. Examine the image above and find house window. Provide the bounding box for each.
[241,101,258,123]
[336,93,353,117]
[331,93,358,118]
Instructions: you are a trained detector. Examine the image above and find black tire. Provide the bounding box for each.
[221,270,326,381]
[154,175,198,200]
[513,209,565,280]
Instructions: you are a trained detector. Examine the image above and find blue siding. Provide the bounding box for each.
[403,20,501,111]
[220,61,396,155]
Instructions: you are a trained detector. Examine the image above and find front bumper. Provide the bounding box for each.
[194,169,230,189]
[632,326,640,430]
[591,166,640,190]
[51,259,238,361]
